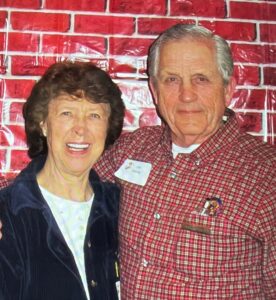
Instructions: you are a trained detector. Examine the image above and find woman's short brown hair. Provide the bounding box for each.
[23,61,125,158]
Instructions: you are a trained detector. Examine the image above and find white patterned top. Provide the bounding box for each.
[40,185,93,300]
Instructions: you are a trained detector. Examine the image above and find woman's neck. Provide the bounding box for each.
[37,165,93,202]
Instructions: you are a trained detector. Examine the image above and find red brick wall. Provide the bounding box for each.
[0,0,275,179]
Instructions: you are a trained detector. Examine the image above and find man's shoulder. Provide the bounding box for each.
[237,133,276,166]
[119,125,164,145]
[97,125,165,176]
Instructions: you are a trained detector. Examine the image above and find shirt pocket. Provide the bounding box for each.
[174,212,262,278]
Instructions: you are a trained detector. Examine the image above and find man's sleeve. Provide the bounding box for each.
[0,177,8,190]
[263,228,276,299]
[260,176,276,299]
[95,132,131,182]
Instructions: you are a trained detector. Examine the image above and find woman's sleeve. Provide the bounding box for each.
[0,201,24,299]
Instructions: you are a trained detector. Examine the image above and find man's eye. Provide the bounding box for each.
[165,76,179,83]
[195,76,209,83]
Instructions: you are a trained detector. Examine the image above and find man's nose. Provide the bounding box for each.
[179,82,196,102]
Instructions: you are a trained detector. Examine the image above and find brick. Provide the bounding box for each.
[266,136,276,147]
[109,58,137,78]
[267,90,276,110]
[45,0,104,11]
[0,125,26,147]
[233,65,260,86]
[264,67,276,86]
[264,45,276,64]
[42,35,106,55]
[230,2,276,21]
[0,149,7,170]
[123,108,142,130]
[0,80,3,97]
[260,24,276,43]
[9,102,24,123]
[138,58,148,77]
[0,0,39,8]
[200,21,256,41]
[231,89,266,110]
[110,0,166,15]
[235,112,262,133]
[8,32,39,52]
[123,109,136,128]
[267,113,276,134]
[4,79,35,99]
[171,0,225,17]
[0,11,7,28]
[0,55,6,74]
[0,32,5,51]
[138,108,160,127]
[90,59,109,72]
[10,149,30,172]
[231,44,276,64]
[75,15,134,35]
[117,81,153,107]
[11,12,70,32]
[11,56,57,76]
[138,18,195,35]
[231,44,262,64]
[109,37,154,56]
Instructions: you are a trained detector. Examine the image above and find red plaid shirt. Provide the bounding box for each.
[0,177,8,189]
[97,109,276,299]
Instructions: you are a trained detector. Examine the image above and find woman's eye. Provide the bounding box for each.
[90,113,100,119]
[61,111,72,116]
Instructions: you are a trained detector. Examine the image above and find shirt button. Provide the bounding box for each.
[141,258,148,267]
[195,159,201,166]
[169,171,177,179]
[90,280,98,288]
[154,212,161,220]
[87,241,91,248]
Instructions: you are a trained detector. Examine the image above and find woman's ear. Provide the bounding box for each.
[40,121,47,137]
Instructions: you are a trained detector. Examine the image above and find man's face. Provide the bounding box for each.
[150,38,236,147]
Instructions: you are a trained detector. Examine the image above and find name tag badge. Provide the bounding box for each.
[114,159,152,186]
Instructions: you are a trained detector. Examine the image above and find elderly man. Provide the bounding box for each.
[1,24,276,299]
[96,24,276,299]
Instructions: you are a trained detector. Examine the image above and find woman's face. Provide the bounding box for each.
[41,94,110,177]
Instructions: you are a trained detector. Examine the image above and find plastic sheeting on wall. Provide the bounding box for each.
[0,0,275,180]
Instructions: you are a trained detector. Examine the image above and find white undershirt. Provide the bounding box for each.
[40,185,93,300]
[172,143,200,158]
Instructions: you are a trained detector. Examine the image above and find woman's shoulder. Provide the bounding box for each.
[90,169,120,215]
[90,169,120,191]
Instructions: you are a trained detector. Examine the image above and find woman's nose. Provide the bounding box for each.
[73,118,86,136]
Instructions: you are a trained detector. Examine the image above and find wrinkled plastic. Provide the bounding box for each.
[0,5,275,180]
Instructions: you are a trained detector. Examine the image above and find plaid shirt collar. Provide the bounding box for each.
[159,108,240,163]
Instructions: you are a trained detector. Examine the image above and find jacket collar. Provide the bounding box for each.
[9,155,103,214]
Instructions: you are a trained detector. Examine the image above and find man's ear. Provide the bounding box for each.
[149,79,158,105]
[224,76,237,107]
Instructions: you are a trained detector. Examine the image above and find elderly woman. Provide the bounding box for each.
[0,62,125,300]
